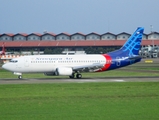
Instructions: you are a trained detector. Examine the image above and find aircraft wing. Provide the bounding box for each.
[72,63,104,72]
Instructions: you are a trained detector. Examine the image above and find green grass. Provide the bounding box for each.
[126,63,159,71]
[128,67,159,71]
[1,64,159,79]
[0,82,159,120]
[0,61,159,119]
[0,69,159,79]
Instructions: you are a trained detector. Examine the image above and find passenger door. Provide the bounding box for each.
[24,58,29,67]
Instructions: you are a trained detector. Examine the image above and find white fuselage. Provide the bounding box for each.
[3,54,108,73]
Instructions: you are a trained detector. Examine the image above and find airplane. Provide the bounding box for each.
[0,43,5,55]
[2,27,144,79]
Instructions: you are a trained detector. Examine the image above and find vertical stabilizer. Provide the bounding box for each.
[107,27,144,57]
[120,27,144,56]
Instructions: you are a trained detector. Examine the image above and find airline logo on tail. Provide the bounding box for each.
[121,27,144,56]
[107,27,144,57]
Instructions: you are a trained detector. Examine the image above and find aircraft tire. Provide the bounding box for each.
[18,75,22,79]
[76,74,82,79]
[69,73,75,79]
[69,75,74,79]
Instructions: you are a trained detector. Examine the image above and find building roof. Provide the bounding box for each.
[1,40,159,47]
[117,32,131,36]
[13,33,28,37]
[41,32,56,36]
[0,33,14,37]
[56,32,70,36]
[143,33,148,36]
[147,32,159,35]
[71,32,85,36]
[27,33,42,36]
[101,32,116,36]
[86,32,100,36]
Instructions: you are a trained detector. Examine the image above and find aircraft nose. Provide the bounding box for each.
[2,63,10,71]
[2,64,7,69]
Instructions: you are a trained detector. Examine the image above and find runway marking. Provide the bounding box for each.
[68,79,125,83]
[67,79,99,83]
[113,79,125,82]
[0,77,159,84]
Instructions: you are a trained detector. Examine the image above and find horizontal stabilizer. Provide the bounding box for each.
[129,55,141,60]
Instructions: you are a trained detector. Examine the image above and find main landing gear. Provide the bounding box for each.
[69,72,82,79]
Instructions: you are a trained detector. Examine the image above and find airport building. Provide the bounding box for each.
[0,31,159,58]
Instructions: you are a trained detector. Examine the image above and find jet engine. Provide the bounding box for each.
[55,67,73,76]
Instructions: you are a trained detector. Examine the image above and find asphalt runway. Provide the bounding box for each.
[0,77,159,84]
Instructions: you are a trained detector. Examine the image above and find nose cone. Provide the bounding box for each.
[2,64,7,70]
[2,63,12,71]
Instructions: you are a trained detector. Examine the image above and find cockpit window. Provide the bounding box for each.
[10,60,18,63]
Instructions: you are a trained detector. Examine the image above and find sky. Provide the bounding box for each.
[0,0,159,34]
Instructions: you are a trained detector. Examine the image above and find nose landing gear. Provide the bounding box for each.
[13,72,22,79]
[18,75,22,79]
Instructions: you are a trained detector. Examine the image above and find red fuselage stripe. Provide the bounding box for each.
[97,54,112,72]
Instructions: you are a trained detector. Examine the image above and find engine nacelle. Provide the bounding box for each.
[55,67,73,76]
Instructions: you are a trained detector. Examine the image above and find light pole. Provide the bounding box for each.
[150,25,154,48]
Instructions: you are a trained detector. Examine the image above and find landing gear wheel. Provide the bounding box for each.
[18,75,22,79]
[76,74,82,79]
[69,73,75,79]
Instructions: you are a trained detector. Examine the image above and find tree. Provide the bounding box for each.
[52,48,63,54]
[44,48,53,54]
[44,48,63,54]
